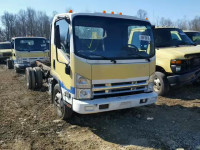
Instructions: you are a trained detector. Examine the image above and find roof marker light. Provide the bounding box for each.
[111,11,114,14]
[103,10,106,14]
[69,10,73,13]
[145,18,149,20]
[119,12,122,15]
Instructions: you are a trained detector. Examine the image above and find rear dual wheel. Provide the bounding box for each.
[33,67,43,89]
[26,67,36,90]
[26,67,43,90]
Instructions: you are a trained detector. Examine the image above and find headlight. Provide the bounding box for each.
[145,73,155,92]
[76,74,91,88]
[16,57,23,63]
[171,60,185,73]
[75,74,92,99]
[76,89,92,99]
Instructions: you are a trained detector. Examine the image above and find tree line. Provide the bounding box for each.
[1,8,200,42]
[0,8,53,42]
[137,9,200,31]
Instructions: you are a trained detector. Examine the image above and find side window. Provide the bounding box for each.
[55,19,70,56]
[171,31,181,41]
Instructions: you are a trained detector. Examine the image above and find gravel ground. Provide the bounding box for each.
[0,64,199,150]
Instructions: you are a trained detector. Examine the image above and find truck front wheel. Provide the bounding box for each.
[7,59,13,69]
[53,84,73,120]
[154,72,169,96]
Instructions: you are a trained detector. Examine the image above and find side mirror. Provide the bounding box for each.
[152,25,155,30]
[55,25,61,49]
[65,65,70,75]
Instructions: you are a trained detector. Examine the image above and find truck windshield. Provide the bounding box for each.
[0,43,11,50]
[185,32,200,45]
[73,16,155,60]
[15,38,47,51]
[154,28,195,48]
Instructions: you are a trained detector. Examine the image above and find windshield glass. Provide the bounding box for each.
[154,28,194,48]
[73,16,155,60]
[185,32,200,45]
[15,38,47,51]
[0,43,11,50]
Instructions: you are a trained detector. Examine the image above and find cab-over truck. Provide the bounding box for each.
[0,42,12,62]
[26,12,157,120]
[7,37,49,73]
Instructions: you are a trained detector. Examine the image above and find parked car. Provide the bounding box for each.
[184,30,200,45]
[154,27,200,95]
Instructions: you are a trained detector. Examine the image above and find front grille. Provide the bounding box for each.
[190,57,200,69]
[184,54,200,70]
[3,52,12,57]
[92,80,147,98]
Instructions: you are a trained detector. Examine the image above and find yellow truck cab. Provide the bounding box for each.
[26,12,157,120]
[0,42,12,62]
[7,37,49,72]
[184,30,200,45]
[153,27,200,95]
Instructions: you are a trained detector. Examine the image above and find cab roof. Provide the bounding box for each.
[155,26,177,29]
[54,12,150,23]
[12,37,47,40]
[0,41,11,44]
[183,30,200,33]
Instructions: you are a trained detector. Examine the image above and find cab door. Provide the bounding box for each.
[51,18,73,97]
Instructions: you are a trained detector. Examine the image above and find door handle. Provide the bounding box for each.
[53,59,55,69]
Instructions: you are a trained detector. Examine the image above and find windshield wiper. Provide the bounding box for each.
[129,53,151,62]
[89,54,117,63]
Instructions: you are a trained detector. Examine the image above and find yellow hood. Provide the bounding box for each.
[156,46,200,59]
[0,49,12,54]
[73,56,154,82]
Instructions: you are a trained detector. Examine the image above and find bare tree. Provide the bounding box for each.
[189,16,200,31]
[1,12,16,40]
[176,18,189,30]
[0,27,6,42]
[159,17,174,27]
[137,9,148,19]
[26,8,37,36]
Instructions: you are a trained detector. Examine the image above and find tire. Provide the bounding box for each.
[31,69,36,90]
[34,67,43,89]
[26,67,32,89]
[154,72,169,96]
[7,59,13,69]
[53,84,73,120]
[26,67,36,90]
[14,66,21,73]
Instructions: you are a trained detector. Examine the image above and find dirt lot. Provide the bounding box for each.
[0,64,200,150]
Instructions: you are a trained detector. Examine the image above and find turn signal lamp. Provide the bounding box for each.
[171,60,182,65]
[69,10,73,13]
